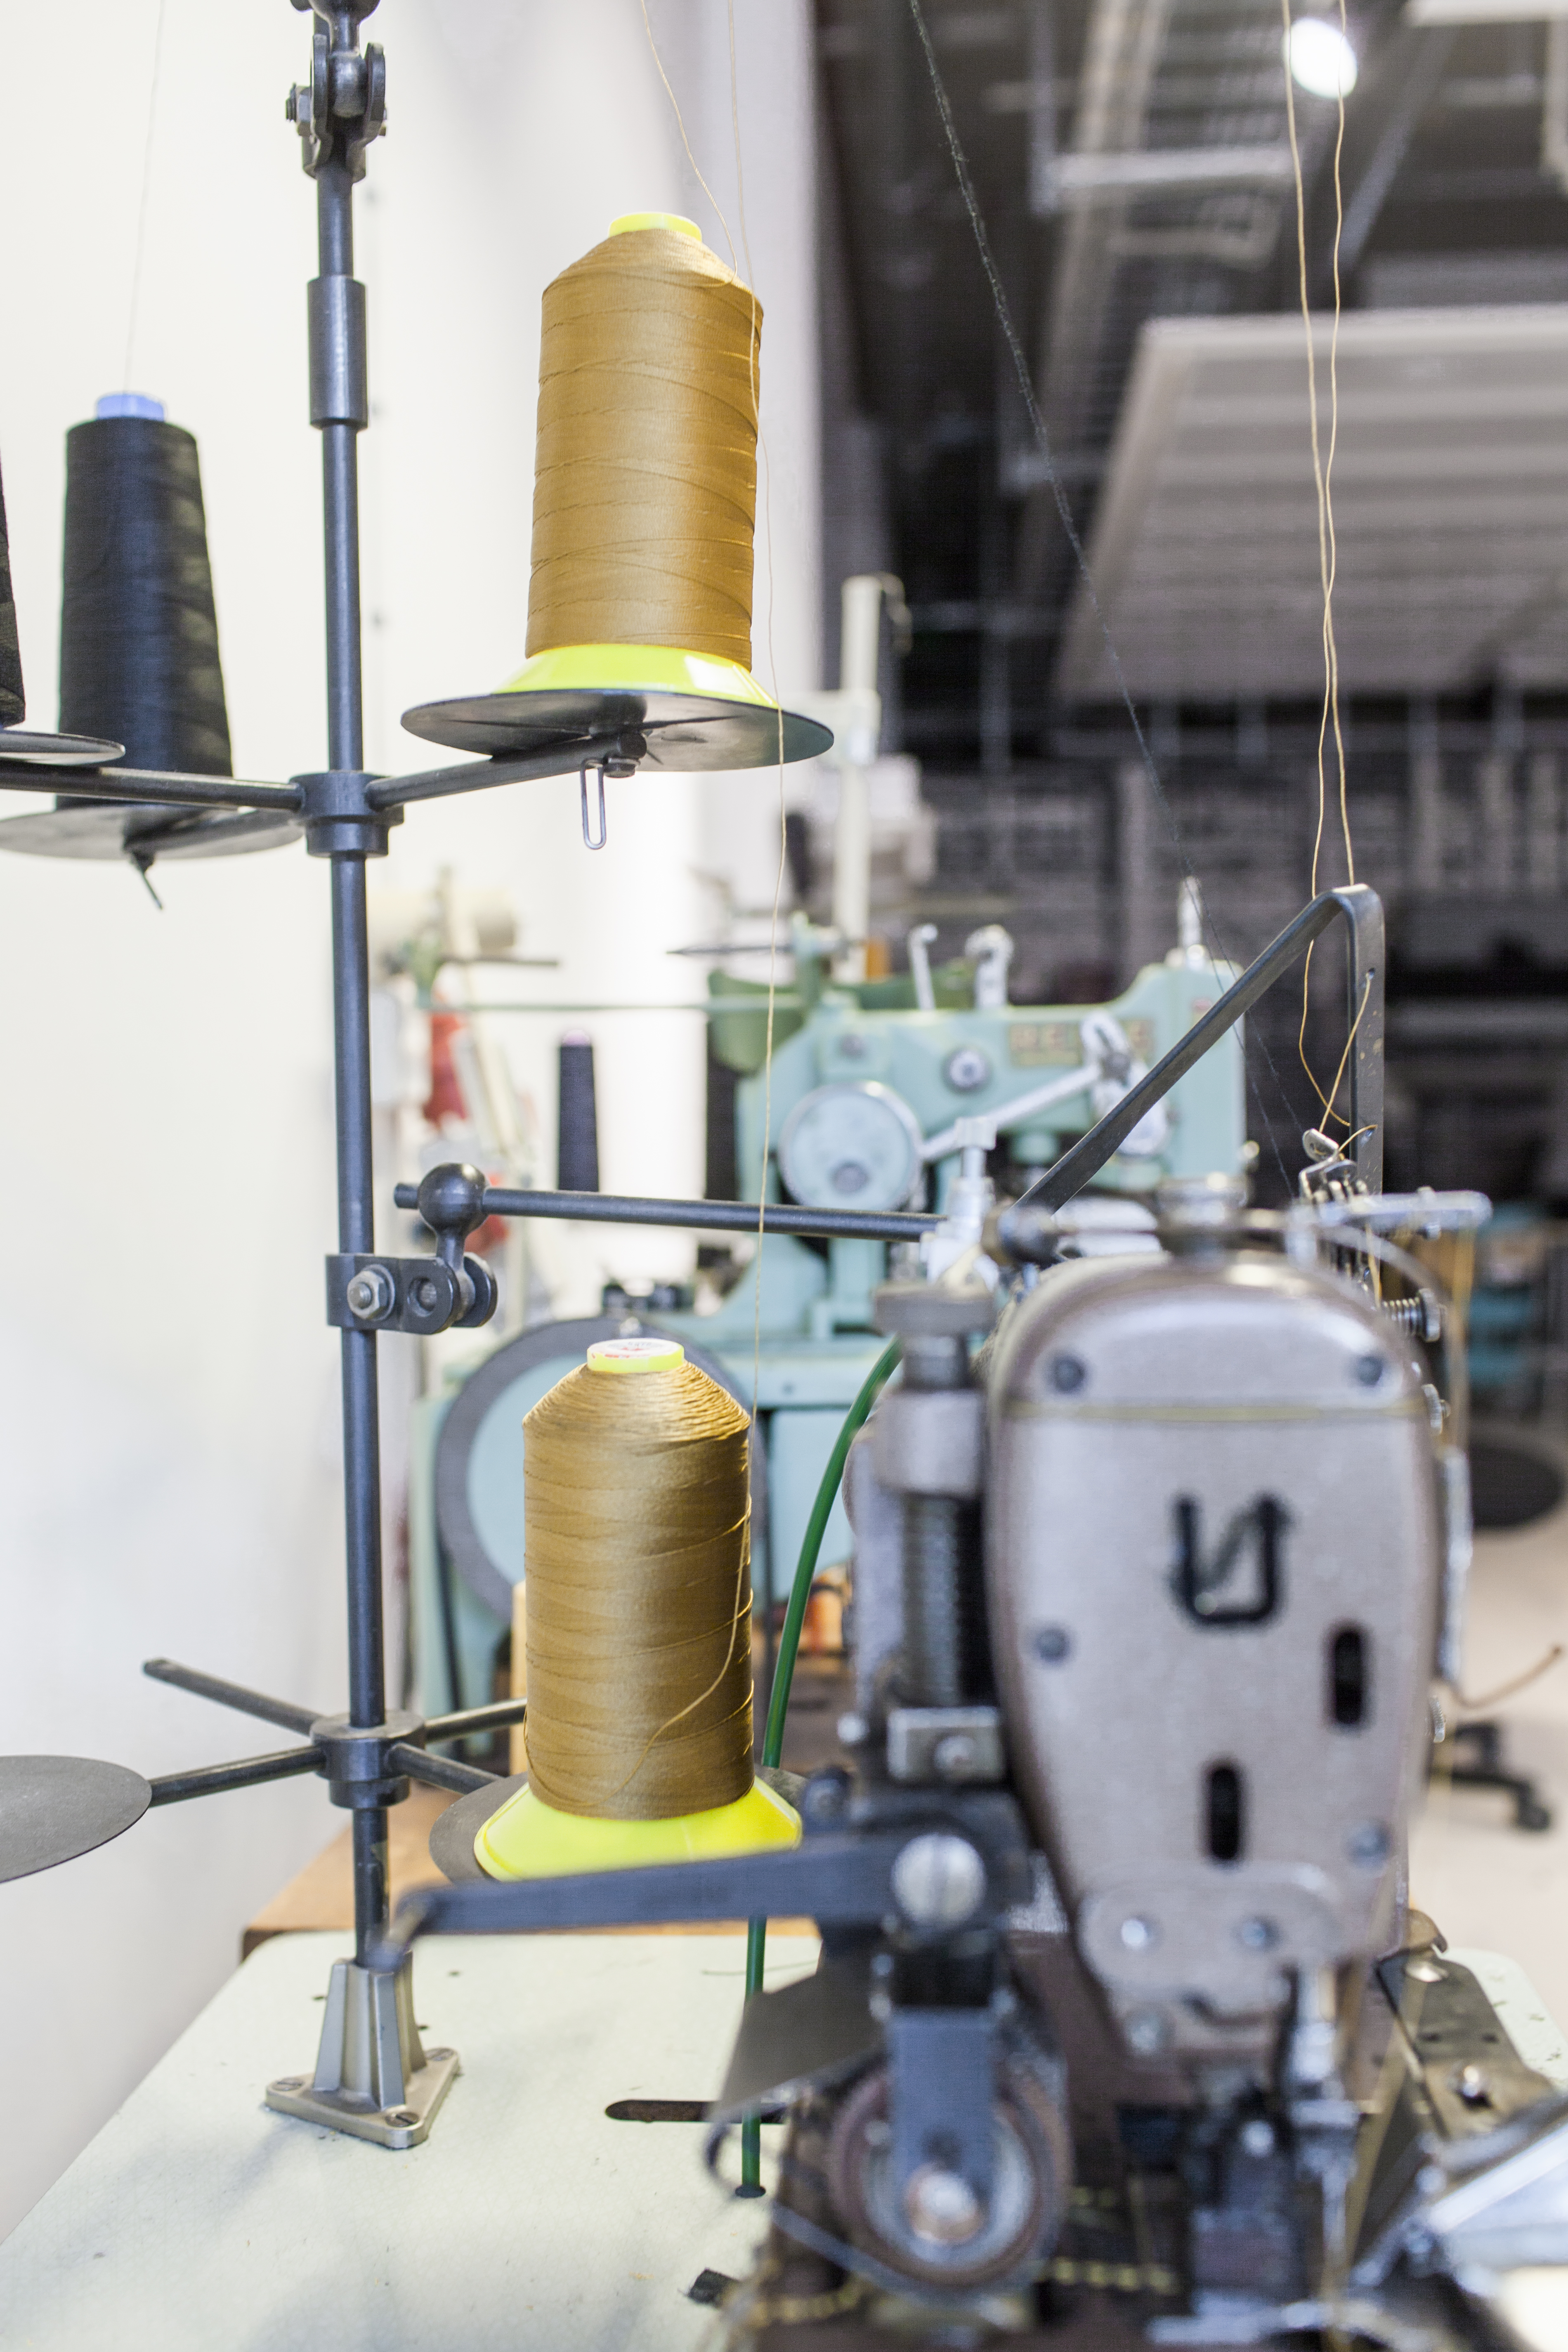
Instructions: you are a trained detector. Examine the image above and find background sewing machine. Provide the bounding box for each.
[409,895,1247,1723]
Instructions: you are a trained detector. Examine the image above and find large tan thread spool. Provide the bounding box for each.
[522,1344,754,1819]
[525,219,762,670]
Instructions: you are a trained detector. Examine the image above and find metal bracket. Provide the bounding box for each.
[327,1159,501,1334]
[286,6,387,183]
[326,1251,497,1336]
[888,2004,997,2209]
[888,1705,1005,1787]
[295,770,401,860]
[1009,883,1386,1216]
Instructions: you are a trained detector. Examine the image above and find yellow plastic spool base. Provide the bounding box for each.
[474,1775,800,1881]
[495,642,779,709]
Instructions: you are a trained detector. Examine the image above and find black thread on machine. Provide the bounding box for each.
[58,409,231,777]
[557,1032,601,1194]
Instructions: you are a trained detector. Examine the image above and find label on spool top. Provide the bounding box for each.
[586,1337,685,1376]
[608,212,700,241]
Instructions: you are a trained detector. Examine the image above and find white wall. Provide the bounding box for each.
[0,0,819,2239]
[364,0,821,1301]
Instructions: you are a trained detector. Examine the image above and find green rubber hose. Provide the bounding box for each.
[738,1336,902,2195]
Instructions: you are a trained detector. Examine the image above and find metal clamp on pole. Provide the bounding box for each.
[328,1162,500,1334]
[326,1251,496,1335]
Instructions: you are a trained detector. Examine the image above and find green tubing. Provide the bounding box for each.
[739,1336,903,2195]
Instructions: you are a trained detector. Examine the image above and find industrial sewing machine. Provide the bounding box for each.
[413,895,1247,1716]
[380,885,1568,2351]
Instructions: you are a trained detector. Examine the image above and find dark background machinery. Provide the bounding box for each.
[813,0,1568,1216]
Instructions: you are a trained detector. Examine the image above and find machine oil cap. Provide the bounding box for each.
[586,1337,685,1376]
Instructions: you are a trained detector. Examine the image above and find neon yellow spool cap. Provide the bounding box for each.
[474,1334,801,1882]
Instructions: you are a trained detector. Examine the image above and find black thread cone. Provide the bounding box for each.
[0,455,24,725]
[59,416,231,774]
[557,1032,600,1192]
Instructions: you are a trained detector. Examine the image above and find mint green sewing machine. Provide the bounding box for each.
[409,911,1248,1717]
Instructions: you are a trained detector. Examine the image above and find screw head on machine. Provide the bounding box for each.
[904,2163,985,2246]
[890,1832,986,1928]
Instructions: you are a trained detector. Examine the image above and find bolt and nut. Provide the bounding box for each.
[345,1265,394,1320]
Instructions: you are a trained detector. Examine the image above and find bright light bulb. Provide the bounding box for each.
[1286,16,1359,97]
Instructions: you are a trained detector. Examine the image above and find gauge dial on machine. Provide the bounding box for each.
[777,1081,926,1212]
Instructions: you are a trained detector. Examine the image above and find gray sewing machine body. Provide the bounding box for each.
[394,1181,1568,2349]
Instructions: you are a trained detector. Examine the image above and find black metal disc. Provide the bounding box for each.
[401,687,831,770]
[428,1771,528,1884]
[0,1755,151,1882]
[0,803,301,863]
[0,726,126,766]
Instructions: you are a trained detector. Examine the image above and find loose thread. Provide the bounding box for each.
[1285,0,1353,1120]
[123,0,170,392]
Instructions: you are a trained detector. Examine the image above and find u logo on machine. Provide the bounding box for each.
[1169,1495,1287,1628]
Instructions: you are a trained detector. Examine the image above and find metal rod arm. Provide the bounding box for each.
[147,1745,320,1805]
[142,1658,319,1738]
[368,1831,919,1970]
[366,736,634,811]
[392,1183,943,1244]
[422,1698,528,1743]
[387,1743,498,1795]
[0,765,305,812]
[1020,884,1384,1211]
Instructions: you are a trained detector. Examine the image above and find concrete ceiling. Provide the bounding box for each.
[1056,302,1568,701]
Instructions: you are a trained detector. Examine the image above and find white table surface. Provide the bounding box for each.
[0,1928,820,2352]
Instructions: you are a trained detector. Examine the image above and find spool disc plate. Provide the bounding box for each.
[0,727,127,766]
[0,1755,151,1883]
[0,803,302,862]
[402,688,831,770]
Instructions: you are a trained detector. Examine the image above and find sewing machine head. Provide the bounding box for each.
[716,1176,1568,2348]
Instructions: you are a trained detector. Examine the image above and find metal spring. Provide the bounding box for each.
[1381,1293,1442,1342]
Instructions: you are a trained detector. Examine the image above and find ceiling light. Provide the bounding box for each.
[1286,16,1360,95]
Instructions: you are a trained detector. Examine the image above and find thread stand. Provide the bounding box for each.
[138,1655,524,2141]
[0,0,827,2144]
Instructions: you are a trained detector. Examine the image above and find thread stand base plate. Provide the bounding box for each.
[400,687,831,770]
[264,1953,458,2149]
[265,2047,460,2149]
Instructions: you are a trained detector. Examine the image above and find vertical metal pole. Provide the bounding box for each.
[316,153,387,1964]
